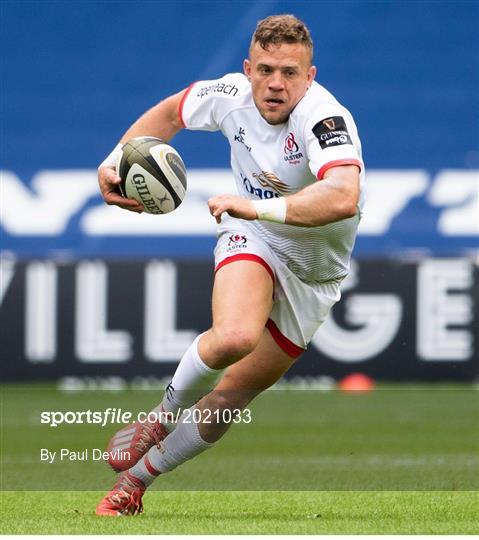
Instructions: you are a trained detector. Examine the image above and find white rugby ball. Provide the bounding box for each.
[117,136,187,214]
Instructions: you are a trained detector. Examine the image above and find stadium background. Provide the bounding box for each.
[1,0,478,382]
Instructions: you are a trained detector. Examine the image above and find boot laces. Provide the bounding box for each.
[134,422,166,453]
[107,475,144,515]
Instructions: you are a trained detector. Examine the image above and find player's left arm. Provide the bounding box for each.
[208,164,360,226]
[283,164,360,226]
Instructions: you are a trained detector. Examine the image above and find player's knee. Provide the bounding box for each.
[212,327,260,365]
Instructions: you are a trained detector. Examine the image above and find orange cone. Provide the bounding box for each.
[339,373,375,392]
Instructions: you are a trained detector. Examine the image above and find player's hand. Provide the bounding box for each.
[208,194,257,224]
[98,166,144,213]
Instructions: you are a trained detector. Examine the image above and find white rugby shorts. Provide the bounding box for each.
[214,217,341,358]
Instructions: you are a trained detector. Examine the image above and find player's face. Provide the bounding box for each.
[244,42,316,125]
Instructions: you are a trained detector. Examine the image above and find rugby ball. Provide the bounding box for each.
[117,136,187,214]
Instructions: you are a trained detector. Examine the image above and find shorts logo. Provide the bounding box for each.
[283,132,303,164]
[227,234,248,253]
[228,234,247,246]
[312,116,352,149]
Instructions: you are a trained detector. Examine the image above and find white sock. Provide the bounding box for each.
[153,334,223,422]
[129,406,214,485]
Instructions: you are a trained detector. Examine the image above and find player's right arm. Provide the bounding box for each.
[98,89,188,212]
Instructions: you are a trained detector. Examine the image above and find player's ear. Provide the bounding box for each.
[243,59,251,80]
[307,65,317,86]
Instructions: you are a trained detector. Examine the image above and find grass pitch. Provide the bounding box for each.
[1,382,478,534]
[2,490,478,534]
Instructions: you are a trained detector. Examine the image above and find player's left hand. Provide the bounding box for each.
[208,195,257,224]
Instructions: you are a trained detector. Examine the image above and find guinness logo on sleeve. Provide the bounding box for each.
[313,116,352,149]
[323,118,336,130]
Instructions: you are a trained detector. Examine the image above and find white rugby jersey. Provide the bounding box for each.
[180,73,365,283]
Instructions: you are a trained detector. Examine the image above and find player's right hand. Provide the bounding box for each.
[98,166,144,213]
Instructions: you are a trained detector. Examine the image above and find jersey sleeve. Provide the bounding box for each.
[178,73,244,132]
[305,107,363,180]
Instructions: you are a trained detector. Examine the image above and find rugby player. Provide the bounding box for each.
[96,14,364,516]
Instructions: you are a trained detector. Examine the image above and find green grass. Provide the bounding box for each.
[1,490,478,534]
[1,383,478,533]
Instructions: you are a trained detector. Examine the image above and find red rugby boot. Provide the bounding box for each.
[106,420,168,472]
[96,471,146,516]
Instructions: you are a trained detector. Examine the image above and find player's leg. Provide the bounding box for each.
[197,326,297,442]
[161,258,274,413]
[125,329,295,485]
[97,253,339,515]
[96,314,295,516]
[104,259,273,472]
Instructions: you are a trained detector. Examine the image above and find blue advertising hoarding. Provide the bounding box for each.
[1,0,478,261]
[1,167,478,258]
[1,1,478,379]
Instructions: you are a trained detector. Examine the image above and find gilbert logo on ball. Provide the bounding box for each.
[118,136,187,214]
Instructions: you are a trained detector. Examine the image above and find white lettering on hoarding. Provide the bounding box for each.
[417,259,474,360]
[427,170,479,235]
[357,170,429,234]
[25,261,57,362]
[75,261,132,362]
[1,169,478,239]
[144,260,198,361]
[0,255,15,306]
[2,259,476,365]
[312,294,403,362]
[1,170,99,235]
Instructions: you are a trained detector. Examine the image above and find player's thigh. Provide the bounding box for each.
[212,260,274,336]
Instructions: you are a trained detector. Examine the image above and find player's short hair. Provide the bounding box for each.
[250,14,313,63]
